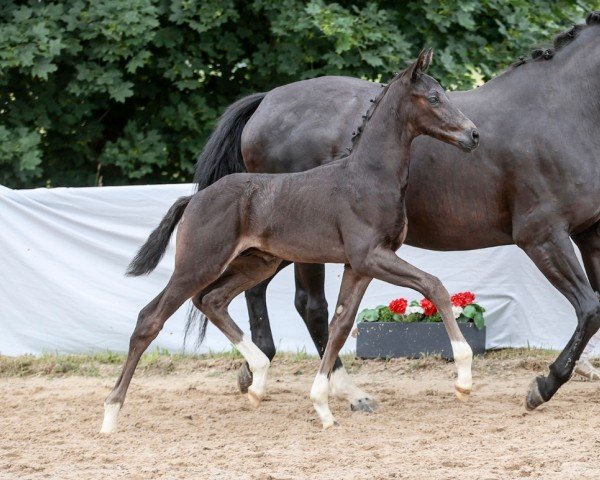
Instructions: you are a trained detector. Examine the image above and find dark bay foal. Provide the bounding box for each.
[101,50,480,432]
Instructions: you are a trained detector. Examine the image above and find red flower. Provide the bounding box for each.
[451,291,476,308]
[389,298,408,315]
[420,298,437,316]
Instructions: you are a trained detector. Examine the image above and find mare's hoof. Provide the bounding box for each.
[237,363,253,394]
[525,375,546,411]
[350,397,378,413]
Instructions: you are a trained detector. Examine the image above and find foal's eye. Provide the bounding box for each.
[427,95,439,105]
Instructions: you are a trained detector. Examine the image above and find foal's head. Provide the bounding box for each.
[397,49,479,152]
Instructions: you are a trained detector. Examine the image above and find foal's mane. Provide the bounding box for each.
[510,11,600,69]
[339,72,403,158]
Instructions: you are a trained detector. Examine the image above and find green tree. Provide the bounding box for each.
[0,0,590,188]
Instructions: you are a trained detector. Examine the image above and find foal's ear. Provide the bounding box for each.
[408,48,433,82]
[587,11,600,25]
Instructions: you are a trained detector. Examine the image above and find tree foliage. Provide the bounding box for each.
[0,0,589,188]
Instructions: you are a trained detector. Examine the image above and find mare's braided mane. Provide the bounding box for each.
[512,11,599,68]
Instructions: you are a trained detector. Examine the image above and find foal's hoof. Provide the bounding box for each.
[525,375,546,411]
[455,384,471,403]
[247,388,263,408]
[100,402,121,434]
[323,419,340,430]
[350,397,378,413]
[237,363,253,394]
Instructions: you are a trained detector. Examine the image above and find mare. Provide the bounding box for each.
[192,11,600,411]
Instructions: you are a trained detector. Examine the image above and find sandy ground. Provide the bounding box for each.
[1,353,600,480]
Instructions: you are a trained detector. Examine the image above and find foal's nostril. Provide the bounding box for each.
[471,129,480,143]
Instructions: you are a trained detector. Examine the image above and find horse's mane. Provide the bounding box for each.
[337,72,401,158]
[510,11,600,68]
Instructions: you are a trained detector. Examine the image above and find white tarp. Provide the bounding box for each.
[0,183,585,356]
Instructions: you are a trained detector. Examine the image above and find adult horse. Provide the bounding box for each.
[192,12,600,411]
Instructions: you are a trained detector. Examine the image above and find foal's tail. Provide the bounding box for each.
[193,92,265,191]
[126,195,192,277]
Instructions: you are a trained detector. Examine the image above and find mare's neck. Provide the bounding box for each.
[457,30,600,120]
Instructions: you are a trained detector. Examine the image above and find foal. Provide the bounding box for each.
[102,50,480,432]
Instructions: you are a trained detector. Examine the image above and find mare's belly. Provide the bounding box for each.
[403,158,514,251]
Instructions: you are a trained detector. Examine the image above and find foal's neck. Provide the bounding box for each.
[349,80,415,184]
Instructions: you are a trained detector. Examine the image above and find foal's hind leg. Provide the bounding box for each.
[515,226,600,410]
[102,209,243,433]
[310,266,371,428]
[101,278,203,433]
[238,261,291,393]
[295,263,377,412]
[193,253,283,407]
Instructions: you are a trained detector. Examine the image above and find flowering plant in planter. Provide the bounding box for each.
[357,291,485,330]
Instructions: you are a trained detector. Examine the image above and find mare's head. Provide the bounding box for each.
[398,49,479,152]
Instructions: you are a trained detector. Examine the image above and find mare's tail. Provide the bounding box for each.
[182,92,265,347]
[193,92,266,190]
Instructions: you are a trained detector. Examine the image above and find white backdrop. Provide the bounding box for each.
[0,184,586,356]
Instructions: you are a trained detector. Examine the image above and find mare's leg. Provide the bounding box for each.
[238,261,291,393]
[194,253,283,407]
[573,221,600,293]
[349,247,473,400]
[309,266,372,428]
[514,224,600,409]
[572,223,600,379]
[295,263,377,412]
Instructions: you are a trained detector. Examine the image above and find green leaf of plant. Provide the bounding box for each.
[357,309,378,322]
[109,81,134,103]
[462,305,477,319]
[31,57,57,79]
[474,312,485,330]
[362,51,384,67]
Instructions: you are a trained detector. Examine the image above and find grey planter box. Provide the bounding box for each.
[356,322,486,360]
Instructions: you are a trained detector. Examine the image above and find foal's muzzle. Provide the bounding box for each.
[457,128,480,152]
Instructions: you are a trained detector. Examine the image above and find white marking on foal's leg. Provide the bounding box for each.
[329,367,376,410]
[311,373,336,429]
[235,336,270,407]
[100,402,121,434]
[336,305,344,314]
[451,340,473,402]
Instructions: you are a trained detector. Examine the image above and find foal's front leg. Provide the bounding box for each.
[295,263,377,412]
[310,266,371,428]
[351,247,473,401]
